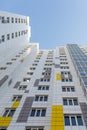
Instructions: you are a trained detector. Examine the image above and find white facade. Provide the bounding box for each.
[0,11,87,130]
[0,11,31,62]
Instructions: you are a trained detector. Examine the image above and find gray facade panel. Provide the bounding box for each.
[54,64,60,68]
[80,102,87,128]
[17,97,34,123]
[34,79,39,86]
[13,81,20,88]
[0,75,9,86]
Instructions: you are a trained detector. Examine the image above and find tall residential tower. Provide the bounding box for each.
[0,11,87,130]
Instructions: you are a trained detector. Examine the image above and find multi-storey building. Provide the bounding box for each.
[0,11,87,130]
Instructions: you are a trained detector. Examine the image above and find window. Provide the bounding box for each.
[2,16,5,23]
[15,32,17,37]
[60,66,69,69]
[63,98,78,106]
[77,116,83,125]
[61,71,72,82]
[12,95,22,101]
[63,99,67,105]
[18,85,27,90]
[30,108,46,117]
[34,60,39,62]
[64,116,70,126]
[7,17,10,23]
[45,64,52,66]
[45,60,53,62]
[7,34,10,40]
[15,55,20,57]
[35,95,48,102]
[60,62,68,64]
[26,126,44,130]
[71,117,76,125]
[32,64,37,66]
[43,68,52,70]
[27,72,33,75]
[11,58,16,61]
[18,32,20,36]
[18,18,20,23]
[21,18,23,23]
[40,78,50,82]
[12,33,14,38]
[38,86,49,90]
[64,115,83,126]
[60,58,67,61]
[23,78,31,82]
[15,18,17,23]
[0,67,7,70]
[30,67,36,70]
[2,35,5,42]
[3,108,15,117]
[6,62,12,65]
[42,72,51,76]
[11,17,14,23]
[62,86,75,92]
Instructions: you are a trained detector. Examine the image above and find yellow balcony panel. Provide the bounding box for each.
[52,112,63,115]
[56,73,61,81]
[11,101,20,108]
[52,105,63,110]
[0,117,12,126]
[52,116,63,120]
[51,106,64,130]
[56,126,64,130]
[51,126,64,130]
[52,122,64,125]
[52,118,64,122]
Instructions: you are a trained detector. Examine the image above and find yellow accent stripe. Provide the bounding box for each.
[56,73,61,81]
[51,106,64,130]
[11,101,20,108]
[0,117,12,126]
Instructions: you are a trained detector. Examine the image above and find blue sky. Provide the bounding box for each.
[0,0,87,49]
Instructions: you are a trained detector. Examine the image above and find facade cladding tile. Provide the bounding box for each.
[34,79,39,86]
[13,81,20,88]
[0,75,9,86]
[17,97,34,122]
[80,102,87,128]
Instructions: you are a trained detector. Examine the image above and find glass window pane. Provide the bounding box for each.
[3,110,9,117]
[46,86,49,90]
[41,109,46,117]
[42,87,45,90]
[35,96,39,101]
[71,117,76,126]
[62,87,66,92]
[17,96,22,101]
[77,116,83,125]
[67,88,70,92]
[8,109,15,117]
[69,100,73,105]
[12,96,16,101]
[30,109,35,117]
[63,99,67,105]
[40,96,43,101]
[38,86,41,90]
[64,116,70,126]
[71,87,75,92]
[73,99,78,105]
[44,96,48,101]
[36,110,40,117]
